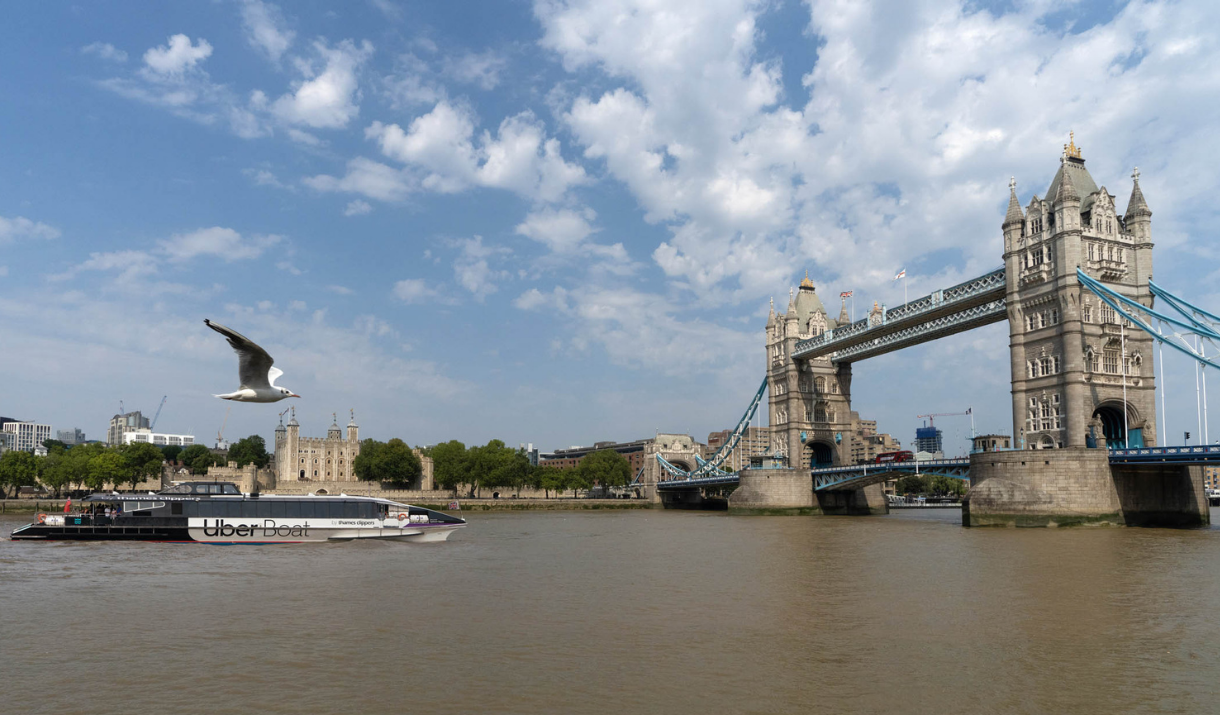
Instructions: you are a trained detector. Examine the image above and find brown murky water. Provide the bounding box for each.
[4,509,1220,714]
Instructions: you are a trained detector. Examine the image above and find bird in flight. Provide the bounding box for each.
[204,319,300,402]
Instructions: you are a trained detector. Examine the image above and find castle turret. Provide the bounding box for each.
[1124,167,1152,241]
[1002,177,1025,252]
[328,414,341,440]
[347,411,359,443]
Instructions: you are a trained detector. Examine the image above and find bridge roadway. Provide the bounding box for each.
[655,445,1220,494]
[792,268,1006,363]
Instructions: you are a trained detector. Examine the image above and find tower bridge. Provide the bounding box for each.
[654,138,1213,526]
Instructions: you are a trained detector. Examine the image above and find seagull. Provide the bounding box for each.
[204,319,300,402]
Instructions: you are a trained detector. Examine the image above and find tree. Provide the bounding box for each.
[492,448,534,497]
[564,466,591,498]
[430,440,469,495]
[929,475,966,497]
[180,444,219,475]
[123,442,165,490]
[86,451,129,491]
[536,466,566,499]
[42,439,69,455]
[227,435,270,469]
[0,450,39,498]
[354,438,423,487]
[38,452,70,497]
[161,444,183,463]
[55,443,104,493]
[468,440,519,497]
[576,449,632,493]
[895,475,928,496]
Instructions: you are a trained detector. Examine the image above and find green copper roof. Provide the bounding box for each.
[1046,157,1099,210]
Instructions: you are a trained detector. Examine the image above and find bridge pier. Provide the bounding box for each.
[963,447,1209,527]
[727,468,820,515]
[814,484,888,516]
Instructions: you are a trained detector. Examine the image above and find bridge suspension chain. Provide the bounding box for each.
[656,375,768,481]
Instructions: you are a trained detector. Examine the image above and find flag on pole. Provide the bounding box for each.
[448,500,461,511]
[893,269,906,281]
[840,290,853,298]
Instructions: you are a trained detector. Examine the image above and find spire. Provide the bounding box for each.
[348,408,358,428]
[1003,176,1024,227]
[1055,156,1078,203]
[838,296,850,325]
[767,297,776,326]
[786,287,796,314]
[1125,166,1151,219]
[287,406,298,427]
[1064,130,1082,160]
[799,270,815,290]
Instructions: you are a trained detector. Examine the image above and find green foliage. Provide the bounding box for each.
[86,451,128,491]
[227,435,270,469]
[535,466,567,498]
[894,474,965,497]
[161,444,183,463]
[42,439,69,455]
[180,444,219,475]
[0,450,39,498]
[55,443,104,492]
[895,475,927,495]
[123,442,165,489]
[575,449,632,490]
[430,440,469,494]
[491,449,534,496]
[354,438,423,487]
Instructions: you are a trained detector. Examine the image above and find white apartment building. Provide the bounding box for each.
[3,421,52,453]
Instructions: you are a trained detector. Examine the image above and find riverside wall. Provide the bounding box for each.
[728,468,820,515]
[963,447,1209,527]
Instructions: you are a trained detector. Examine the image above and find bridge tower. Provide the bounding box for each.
[766,275,855,468]
[1004,137,1157,451]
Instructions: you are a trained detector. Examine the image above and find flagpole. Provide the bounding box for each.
[904,273,908,305]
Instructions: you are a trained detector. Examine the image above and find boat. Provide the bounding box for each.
[9,481,466,544]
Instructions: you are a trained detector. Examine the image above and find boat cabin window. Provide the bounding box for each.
[183,499,380,519]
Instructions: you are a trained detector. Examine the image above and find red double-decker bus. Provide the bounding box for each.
[875,450,914,464]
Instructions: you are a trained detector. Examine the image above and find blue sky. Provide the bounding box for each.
[2,0,1219,454]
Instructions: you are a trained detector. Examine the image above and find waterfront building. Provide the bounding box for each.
[1205,466,1220,492]
[107,411,150,446]
[540,439,650,476]
[122,429,195,447]
[706,426,771,473]
[57,428,86,445]
[972,434,1012,452]
[274,411,360,482]
[2,420,51,453]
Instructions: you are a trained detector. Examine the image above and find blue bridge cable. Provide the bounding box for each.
[660,376,768,481]
[1076,269,1220,370]
[1149,280,1220,334]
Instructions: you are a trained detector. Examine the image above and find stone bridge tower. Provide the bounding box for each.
[1004,136,1157,450]
[766,275,855,468]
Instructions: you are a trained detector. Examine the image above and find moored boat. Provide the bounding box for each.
[9,481,466,544]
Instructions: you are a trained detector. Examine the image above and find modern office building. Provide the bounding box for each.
[108,411,150,445]
[57,428,86,445]
[2,421,52,453]
[121,430,195,447]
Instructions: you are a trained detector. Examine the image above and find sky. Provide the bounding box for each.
[3,0,1220,455]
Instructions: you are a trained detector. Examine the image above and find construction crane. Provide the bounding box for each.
[215,406,232,450]
[916,409,976,438]
[150,396,167,431]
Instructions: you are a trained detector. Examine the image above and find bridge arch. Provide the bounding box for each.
[805,441,834,468]
[667,459,693,472]
[1092,400,1143,449]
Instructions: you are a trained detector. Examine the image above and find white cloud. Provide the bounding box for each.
[157,227,282,263]
[240,0,295,63]
[304,157,414,201]
[142,34,213,77]
[452,236,508,302]
[514,206,595,252]
[443,50,508,90]
[392,278,439,303]
[0,215,60,244]
[365,101,586,201]
[244,168,295,191]
[272,39,374,129]
[344,199,373,216]
[327,284,354,295]
[382,53,446,109]
[81,42,128,63]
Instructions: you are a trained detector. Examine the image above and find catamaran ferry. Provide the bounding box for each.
[9,482,466,544]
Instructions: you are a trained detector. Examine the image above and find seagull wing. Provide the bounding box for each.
[205,319,276,390]
[267,367,284,387]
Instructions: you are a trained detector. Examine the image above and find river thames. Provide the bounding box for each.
[4,508,1220,714]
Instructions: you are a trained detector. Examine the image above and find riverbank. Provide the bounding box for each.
[0,497,656,515]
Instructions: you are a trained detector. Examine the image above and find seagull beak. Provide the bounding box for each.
[291,393,301,398]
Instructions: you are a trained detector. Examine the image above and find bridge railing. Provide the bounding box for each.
[1109,445,1220,462]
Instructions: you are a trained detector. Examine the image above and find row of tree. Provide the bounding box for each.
[0,434,633,499]
[428,440,632,498]
[0,436,273,498]
[894,474,966,497]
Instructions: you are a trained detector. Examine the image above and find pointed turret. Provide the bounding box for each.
[786,287,796,316]
[1124,166,1152,241]
[1125,167,1151,219]
[1003,177,1024,228]
[766,297,776,328]
[838,297,850,326]
[1054,157,1078,203]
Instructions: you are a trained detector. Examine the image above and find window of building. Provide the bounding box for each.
[1051,309,1059,325]
[1038,313,1047,329]
[1039,357,1051,376]
[1100,305,1116,324]
[1028,361,1036,378]
[1103,349,1119,374]
[1052,355,1061,374]
[1083,305,1092,323]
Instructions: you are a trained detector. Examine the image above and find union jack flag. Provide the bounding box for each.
[840,291,853,298]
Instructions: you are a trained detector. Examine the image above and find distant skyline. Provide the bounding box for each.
[3,0,1220,455]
